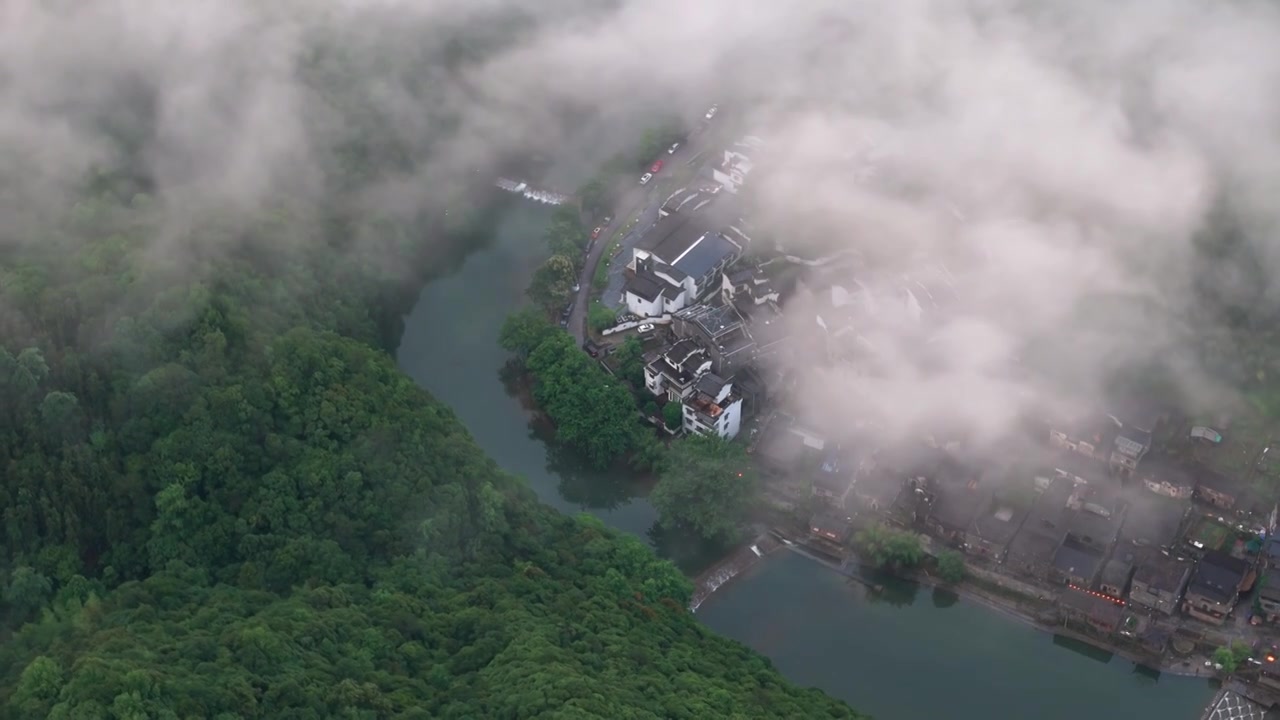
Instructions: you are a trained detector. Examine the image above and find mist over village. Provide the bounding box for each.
[5,0,1280,718]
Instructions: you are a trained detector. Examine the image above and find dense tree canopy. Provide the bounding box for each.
[651,435,758,543]
[0,12,861,717]
[855,525,924,570]
[0,188,861,717]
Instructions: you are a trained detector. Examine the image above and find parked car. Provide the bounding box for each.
[584,340,602,358]
[650,160,664,174]
[667,142,681,155]
[560,304,573,327]
[572,282,580,293]
[639,173,653,185]
[637,323,654,333]
[591,226,603,239]
[602,215,613,224]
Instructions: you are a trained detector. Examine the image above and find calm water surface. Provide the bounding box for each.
[698,551,1214,720]
[396,198,1216,719]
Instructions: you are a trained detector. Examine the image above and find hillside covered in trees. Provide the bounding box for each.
[0,3,861,719]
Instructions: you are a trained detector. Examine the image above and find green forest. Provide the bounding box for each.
[0,7,861,720]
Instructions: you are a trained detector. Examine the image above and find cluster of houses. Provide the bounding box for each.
[785,402,1280,654]
[617,139,803,441]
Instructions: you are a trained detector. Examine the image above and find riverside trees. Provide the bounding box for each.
[650,435,758,544]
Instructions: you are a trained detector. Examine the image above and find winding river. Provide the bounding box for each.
[396,202,1217,719]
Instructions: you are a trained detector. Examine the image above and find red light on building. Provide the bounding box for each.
[1067,584,1126,606]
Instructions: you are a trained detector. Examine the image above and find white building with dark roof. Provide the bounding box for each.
[622,198,750,318]
[682,372,743,440]
[644,338,712,402]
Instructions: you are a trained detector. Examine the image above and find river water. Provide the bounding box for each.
[396,203,1216,719]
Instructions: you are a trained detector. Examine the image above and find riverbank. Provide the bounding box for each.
[698,524,1230,680]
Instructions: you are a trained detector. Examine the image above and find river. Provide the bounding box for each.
[396,204,1217,719]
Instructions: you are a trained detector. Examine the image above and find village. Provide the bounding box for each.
[567,119,1280,714]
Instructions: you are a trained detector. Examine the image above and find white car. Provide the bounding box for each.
[637,323,654,333]
[667,142,681,155]
[639,173,653,185]
[704,105,718,120]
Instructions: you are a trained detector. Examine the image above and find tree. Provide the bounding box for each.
[499,307,557,358]
[651,435,757,543]
[936,550,966,584]
[526,254,577,311]
[614,336,646,388]
[663,401,683,430]
[588,302,617,332]
[544,207,588,258]
[855,524,924,570]
[39,391,84,447]
[1213,641,1254,674]
[4,567,52,621]
[524,331,651,468]
[578,177,608,216]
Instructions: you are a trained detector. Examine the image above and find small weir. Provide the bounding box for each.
[690,535,782,612]
[495,177,573,206]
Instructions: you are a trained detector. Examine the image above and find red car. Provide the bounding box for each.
[650,160,664,174]
[591,226,603,239]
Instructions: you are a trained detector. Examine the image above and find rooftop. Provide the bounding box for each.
[1259,571,1280,600]
[1106,397,1166,434]
[1135,452,1197,488]
[686,389,733,420]
[1008,476,1075,563]
[927,458,987,530]
[1188,550,1250,605]
[1099,558,1133,590]
[1053,536,1104,579]
[672,230,742,282]
[625,265,681,303]
[695,372,729,399]
[1202,690,1269,720]
[1059,587,1125,625]
[1132,554,1192,593]
[1053,413,1121,449]
[1197,465,1254,497]
[653,260,688,283]
[639,196,742,263]
[1117,490,1188,549]
[1065,502,1122,549]
[677,302,744,339]
[969,493,1032,547]
[1050,452,1111,484]
[756,424,819,472]
[852,466,906,508]
[647,338,708,387]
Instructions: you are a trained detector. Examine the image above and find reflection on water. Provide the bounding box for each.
[1053,634,1116,664]
[699,551,1215,720]
[1131,664,1163,687]
[647,522,734,576]
[862,571,919,609]
[932,587,961,609]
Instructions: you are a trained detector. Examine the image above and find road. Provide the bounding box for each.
[568,120,724,345]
